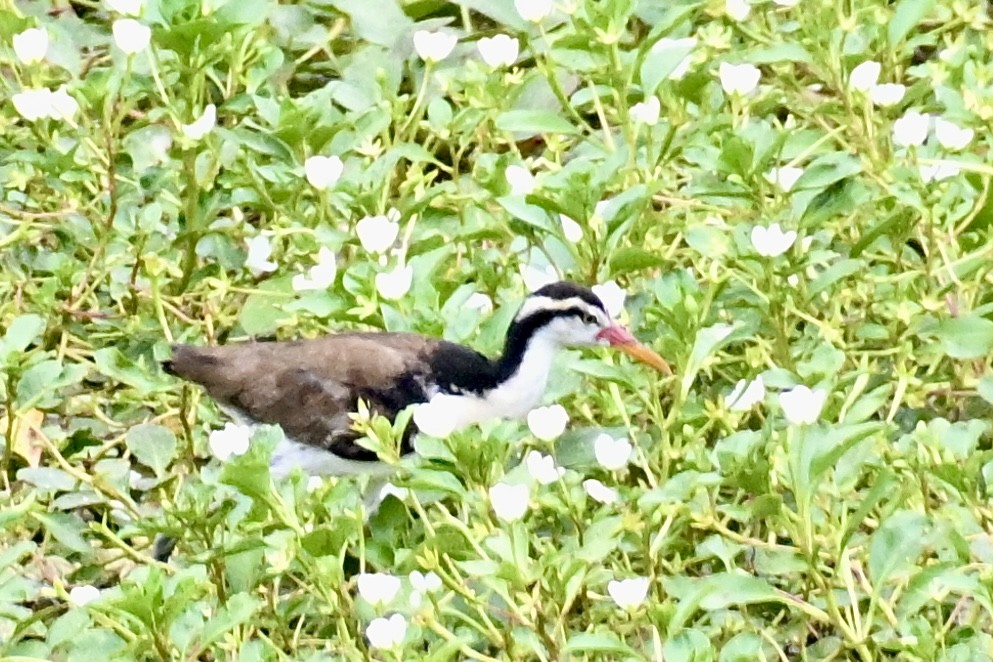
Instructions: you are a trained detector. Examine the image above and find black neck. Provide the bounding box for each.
[495,311,560,381]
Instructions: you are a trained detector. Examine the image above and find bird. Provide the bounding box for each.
[163,281,670,478]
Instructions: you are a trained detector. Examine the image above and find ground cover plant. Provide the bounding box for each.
[2,0,993,659]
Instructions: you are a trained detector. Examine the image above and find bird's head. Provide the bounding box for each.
[510,281,671,374]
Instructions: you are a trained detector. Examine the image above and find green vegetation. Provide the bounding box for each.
[3,0,993,659]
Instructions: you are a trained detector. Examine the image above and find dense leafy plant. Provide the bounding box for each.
[2,0,993,659]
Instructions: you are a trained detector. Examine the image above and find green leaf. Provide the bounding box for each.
[640,38,696,96]
[497,196,554,231]
[199,593,260,649]
[32,512,92,555]
[931,316,993,359]
[329,0,413,46]
[17,467,78,491]
[888,0,934,46]
[794,152,862,190]
[0,313,45,360]
[565,632,638,655]
[868,510,928,586]
[608,247,666,275]
[680,323,741,399]
[977,376,993,405]
[495,110,579,136]
[125,424,177,477]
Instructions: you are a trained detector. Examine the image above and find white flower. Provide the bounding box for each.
[105,0,142,15]
[413,397,458,438]
[506,164,536,195]
[583,479,619,504]
[112,18,151,54]
[489,482,530,522]
[526,404,568,441]
[477,34,519,67]
[559,214,583,243]
[593,199,610,219]
[521,263,559,291]
[465,292,493,314]
[292,247,337,291]
[934,118,974,151]
[594,434,633,471]
[727,376,765,411]
[413,30,457,63]
[764,166,804,192]
[306,475,324,492]
[355,214,399,253]
[375,264,413,300]
[918,161,961,183]
[208,422,252,461]
[718,62,760,96]
[869,83,905,107]
[892,110,929,147]
[650,37,697,81]
[525,450,565,485]
[772,0,799,6]
[750,223,797,257]
[409,570,442,593]
[366,614,407,650]
[13,28,48,64]
[68,585,101,607]
[357,573,401,607]
[778,385,827,425]
[181,103,216,139]
[592,281,626,318]
[607,577,650,609]
[515,0,553,22]
[12,88,54,121]
[50,86,79,121]
[849,61,880,91]
[630,96,661,125]
[303,155,344,190]
[379,482,409,501]
[725,0,751,20]
[244,235,277,275]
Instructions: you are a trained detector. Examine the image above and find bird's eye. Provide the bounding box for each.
[580,312,598,325]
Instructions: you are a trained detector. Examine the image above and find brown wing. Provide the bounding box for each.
[164,333,444,458]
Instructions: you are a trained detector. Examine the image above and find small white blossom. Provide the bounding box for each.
[515,0,553,22]
[105,0,142,15]
[592,281,626,318]
[181,104,216,139]
[489,482,530,522]
[594,434,633,471]
[413,397,458,438]
[208,422,252,461]
[506,164,536,196]
[306,476,324,492]
[918,161,961,183]
[764,166,804,192]
[244,235,277,275]
[356,214,400,253]
[718,62,760,96]
[357,573,401,607]
[13,28,48,64]
[869,83,905,107]
[375,264,413,300]
[112,18,151,54]
[559,214,583,243]
[12,88,57,121]
[366,614,407,650]
[409,570,442,593]
[521,263,559,291]
[934,118,974,151]
[292,247,337,292]
[848,61,880,91]
[892,110,930,147]
[526,404,568,441]
[607,577,650,609]
[772,0,799,6]
[465,292,493,314]
[413,30,457,63]
[304,155,344,190]
[50,86,80,121]
[630,96,661,126]
[525,450,565,485]
[477,34,519,67]
[778,385,827,425]
[583,479,619,504]
[379,482,409,501]
[68,585,102,607]
[727,376,765,411]
[593,199,610,219]
[725,0,751,20]
[750,223,797,257]
[650,37,697,81]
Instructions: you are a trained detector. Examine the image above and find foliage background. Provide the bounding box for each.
[2,0,993,659]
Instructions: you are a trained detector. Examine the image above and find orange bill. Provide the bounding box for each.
[597,325,672,375]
